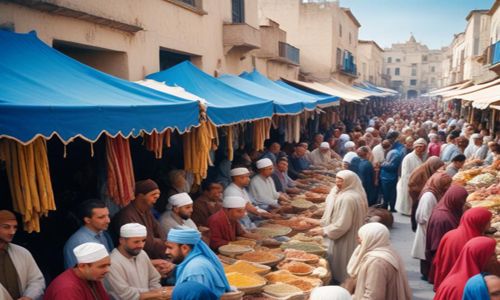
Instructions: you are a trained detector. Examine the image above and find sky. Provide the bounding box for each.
[339,0,494,49]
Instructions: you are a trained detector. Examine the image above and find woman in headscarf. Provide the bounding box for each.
[347,223,412,300]
[463,273,497,300]
[434,236,496,300]
[431,207,492,290]
[309,286,352,300]
[303,170,368,283]
[407,156,445,231]
[425,185,468,283]
[411,171,452,280]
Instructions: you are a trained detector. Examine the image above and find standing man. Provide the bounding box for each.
[44,243,111,299]
[207,196,261,250]
[64,199,114,269]
[351,147,377,206]
[105,223,168,300]
[159,193,197,235]
[249,158,289,209]
[0,210,45,300]
[380,134,404,212]
[440,131,461,163]
[166,229,230,298]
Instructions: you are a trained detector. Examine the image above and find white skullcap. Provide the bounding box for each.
[344,141,355,149]
[120,223,147,238]
[230,167,249,177]
[471,133,481,139]
[413,138,427,147]
[340,134,350,142]
[342,152,358,164]
[366,127,375,133]
[320,142,330,149]
[310,286,352,300]
[73,242,109,264]
[168,192,193,207]
[386,118,395,123]
[223,196,247,208]
[428,133,438,139]
[256,158,273,169]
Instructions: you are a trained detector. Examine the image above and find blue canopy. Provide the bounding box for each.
[218,74,305,115]
[274,80,340,106]
[0,31,200,145]
[147,62,274,126]
[241,70,338,108]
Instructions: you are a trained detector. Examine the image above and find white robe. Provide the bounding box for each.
[159,210,197,236]
[309,148,333,166]
[372,144,385,164]
[0,243,45,300]
[411,192,437,260]
[104,249,162,300]
[249,174,279,207]
[395,152,424,215]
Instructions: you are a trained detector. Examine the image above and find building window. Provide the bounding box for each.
[178,0,195,5]
[336,48,342,67]
[232,0,245,23]
[339,24,342,37]
[422,55,428,62]
[396,58,401,62]
[386,68,390,75]
[349,33,352,44]
[387,57,392,63]
[410,79,417,85]
[431,77,436,84]
[431,66,435,72]
[411,68,417,76]
[395,67,400,75]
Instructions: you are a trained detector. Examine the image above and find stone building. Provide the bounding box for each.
[357,40,386,86]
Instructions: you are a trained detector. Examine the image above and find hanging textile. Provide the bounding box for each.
[0,137,56,232]
[227,126,234,161]
[106,136,135,206]
[143,129,171,159]
[183,120,218,185]
[252,119,271,151]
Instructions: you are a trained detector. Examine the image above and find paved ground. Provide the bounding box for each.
[390,213,435,300]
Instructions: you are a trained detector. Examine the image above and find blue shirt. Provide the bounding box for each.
[380,143,404,181]
[440,144,461,163]
[63,226,114,269]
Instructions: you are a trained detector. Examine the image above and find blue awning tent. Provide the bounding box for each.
[147,62,274,126]
[0,31,200,145]
[217,74,305,115]
[274,80,340,106]
[240,70,338,108]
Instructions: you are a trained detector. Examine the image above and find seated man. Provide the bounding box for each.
[207,196,260,250]
[288,144,311,179]
[166,229,231,298]
[0,210,45,300]
[249,158,289,209]
[160,193,197,235]
[44,243,111,300]
[260,142,281,165]
[64,199,114,269]
[308,142,334,167]
[191,182,223,227]
[105,223,168,300]
[271,157,300,194]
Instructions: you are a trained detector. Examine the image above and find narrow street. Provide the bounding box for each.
[391,213,435,300]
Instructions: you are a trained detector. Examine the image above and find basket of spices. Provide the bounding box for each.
[236,251,284,266]
[277,261,314,276]
[226,272,266,294]
[224,260,271,275]
[262,283,304,299]
[219,244,254,257]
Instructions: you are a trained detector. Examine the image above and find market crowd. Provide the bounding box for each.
[1,98,500,300]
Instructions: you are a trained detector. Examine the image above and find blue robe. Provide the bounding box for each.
[351,157,376,206]
[463,273,490,300]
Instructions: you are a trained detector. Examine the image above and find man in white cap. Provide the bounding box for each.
[159,193,197,235]
[104,223,168,300]
[166,228,231,298]
[308,141,335,167]
[44,242,111,299]
[396,138,427,215]
[225,167,272,228]
[249,158,290,209]
[207,196,260,250]
[0,210,45,300]
[342,141,358,170]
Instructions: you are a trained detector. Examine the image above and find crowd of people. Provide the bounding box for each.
[1,98,500,300]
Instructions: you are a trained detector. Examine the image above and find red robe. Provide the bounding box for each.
[207,209,244,250]
[43,269,110,300]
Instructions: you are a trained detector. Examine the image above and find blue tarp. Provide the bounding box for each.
[217,74,305,115]
[147,62,274,126]
[274,80,340,106]
[241,70,338,108]
[0,31,200,144]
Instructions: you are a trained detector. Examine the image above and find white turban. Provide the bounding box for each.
[310,286,352,300]
[386,118,395,124]
[413,138,427,147]
[73,242,109,264]
[120,223,147,238]
[366,127,375,133]
[320,142,330,149]
[340,134,350,142]
[168,192,193,207]
[344,141,355,149]
[471,133,481,139]
[230,167,249,177]
[256,158,273,169]
[342,151,358,164]
[223,196,247,208]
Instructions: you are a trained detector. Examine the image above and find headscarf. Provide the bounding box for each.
[408,156,444,203]
[431,208,492,289]
[167,229,230,293]
[463,273,490,300]
[434,237,496,300]
[425,186,468,276]
[418,171,452,202]
[321,170,368,227]
[310,286,352,300]
[172,281,218,300]
[347,223,411,300]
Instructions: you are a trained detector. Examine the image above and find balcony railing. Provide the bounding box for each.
[490,41,500,65]
[278,42,300,65]
[338,63,357,77]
